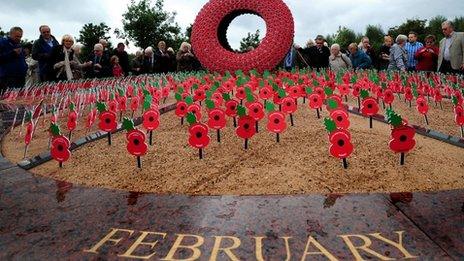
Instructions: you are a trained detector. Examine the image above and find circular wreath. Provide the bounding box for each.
[191,0,295,73]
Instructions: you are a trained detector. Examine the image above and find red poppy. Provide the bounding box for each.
[127,130,148,156]
[207,108,226,130]
[175,101,188,118]
[86,109,97,129]
[142,109,160,131]
[25,121,34,145]
[67,111,77,132]
[361,97,379,116]
[109,99,118,113]
[314,87,326,100]
[389,125,416,153]
[236,115,256,139]
[288,86,301,99]
[118,96,127,112]
[281,97,297,114]
[188,123,210,149]
[259,86,273,100]
[337,84,350,96]
[50,113,57,124]
[329,128,352,141]
[404,87,413,102]
[326,95,344,112]
[225,100,239,117]
[211,92,224,106]
[383,88,395,105]
[247,102,265,121]
[194,88,206,102]
[308,93,323,109]
[329,131,354,159]
[130,96,140,112]
[51,136,71,163]
[416,97,429,115]
[235,86,246,101]
[162,86,170,98]
[330,110,350,129]
[454,105,464,126]
[433,89,442,103]
[267,111,287,133]
[187,104,202,121]
[99,111,118,132]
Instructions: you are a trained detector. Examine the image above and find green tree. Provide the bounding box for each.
[453,16,464,32]
[334,26,357,50]
[427,15,447,41]
[0,27,6,38]
[365,24,384,50]
[185,24,193,43]
[388,18,427,42]
[77,22,112,59]
[121,0,184,50]
[239,30,261,52]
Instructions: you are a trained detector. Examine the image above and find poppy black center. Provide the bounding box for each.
[337,139,345,147]
[274,118,280,124]
[337,116,343,122]
[196,132,202,138]
[244,123,249,129]
[149,117,154,122]
[214,115,220,121]
[133,139,140,145]
[57,145,63,151]
[105,118,111,124]
[367,104,372,109]
[254,108,259,113]
[313,98,318,102]
[286,103,291,107]
[400,135,407,142]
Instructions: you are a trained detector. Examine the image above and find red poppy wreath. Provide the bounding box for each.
[191,0,295,73]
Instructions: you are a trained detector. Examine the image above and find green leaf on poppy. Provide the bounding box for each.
[298,79,304,84]
[327,99,338,110]
[305,87,313,94]
[360,89,369,99]
[25,110,32,122]
[222,93,231,101]
[186,112,196,125]
[110,92,115,101]
[245,87,254,102]
[211,82,220,92]
[385,108,403,127]
[237,105,246,117]
[177,87,184,94]
[350,75,358,84]
[324,87,333,96]
[192,84,199,91]
[452,96,458,106]
[461,89,464,97]
[96,102,107,113]
[249,69,258,76]
[185,96,194,105]
[259,80,265,87]
[278,89,287,98]
[381,82,387,90]
[263,70,271,79]
[143,95,152,110]
[270,82,279,91]
[236,77,246,87]
[122,117,135,131]
[69,102,75,112]
[175,93,182,102]
[49,123,61,136]
[312,79,320,87]
[142,88,150,96]
[118,88,125,97]
[265,102,275,112]
[324,118,337,133]
[235,70,244,77]
[205,99,215,109]
[206,91,213,100]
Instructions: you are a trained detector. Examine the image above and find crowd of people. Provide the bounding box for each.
[1,20,463,92]
[0,25,202,91]
[284,20,464,76]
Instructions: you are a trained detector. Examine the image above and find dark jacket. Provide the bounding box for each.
[176,50,196,72]
[350,51,372,70]
[142,55,156,74]
[281,47,307,70]
[131,57,144,75]
[154,49,171,74]
[0,37,27,79]
[112,49,130,75]
[32,35,59,81]
[85,53,111,78]
[49,45,76,81]
[306,45,331,69]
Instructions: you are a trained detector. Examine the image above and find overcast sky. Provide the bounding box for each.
[1,0,463,53]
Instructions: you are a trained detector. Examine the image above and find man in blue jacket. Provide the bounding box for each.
[32,25,59,82]
[0,27,27,92]
[348,43,372,70]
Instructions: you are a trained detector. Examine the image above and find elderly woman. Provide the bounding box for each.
[329,43,352,72]
[176,42,197,72]
[142,47,155,74]
[348,43,371,70]
[50,35,80,81]
[415,35,439,72]
[85,43,111,78]
[154,41,170,74]
[378,36,393,70]
[388,35,408,71]
[131,50,144,75]
[358,36,376,68]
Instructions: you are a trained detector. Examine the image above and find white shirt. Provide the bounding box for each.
[444,32,454,61]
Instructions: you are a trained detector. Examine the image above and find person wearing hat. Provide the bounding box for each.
[305,35,331,70]
[84,43,111,78]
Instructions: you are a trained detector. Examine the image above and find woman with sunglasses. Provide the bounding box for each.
[415,35,439,72]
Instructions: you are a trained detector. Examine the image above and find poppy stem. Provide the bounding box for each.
[163,97,167,104]
[137,156,142,169]
[316,108,320,119]
[233,117,237,127]
[264,100,267,107]
[149,131,153,146]
[131,111,135,119]
[461,125,464,138]
[107,132,112,146]
[400,153,405,166]
[217,129,221,143]
[342,158,348,169]
[345,95,348,102]
[199,148,203,159]
[440,102,443,110]
[424,114,429,125]
[244,139,249,150]
[68,131,72,141]
[279,104,282,112]
[303,96,306,104]
[23,145,28,159]
[181,117,184,125]
[389,104,393,110]
[369,116,373,129]
[276,133,280,143]
[119,111,123,122]
[59,161,63,168]
[357,97,361,111]
[290,114,294,126]
[382,100,386,109]
[409,100,412,108]
[255,121,259,133]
